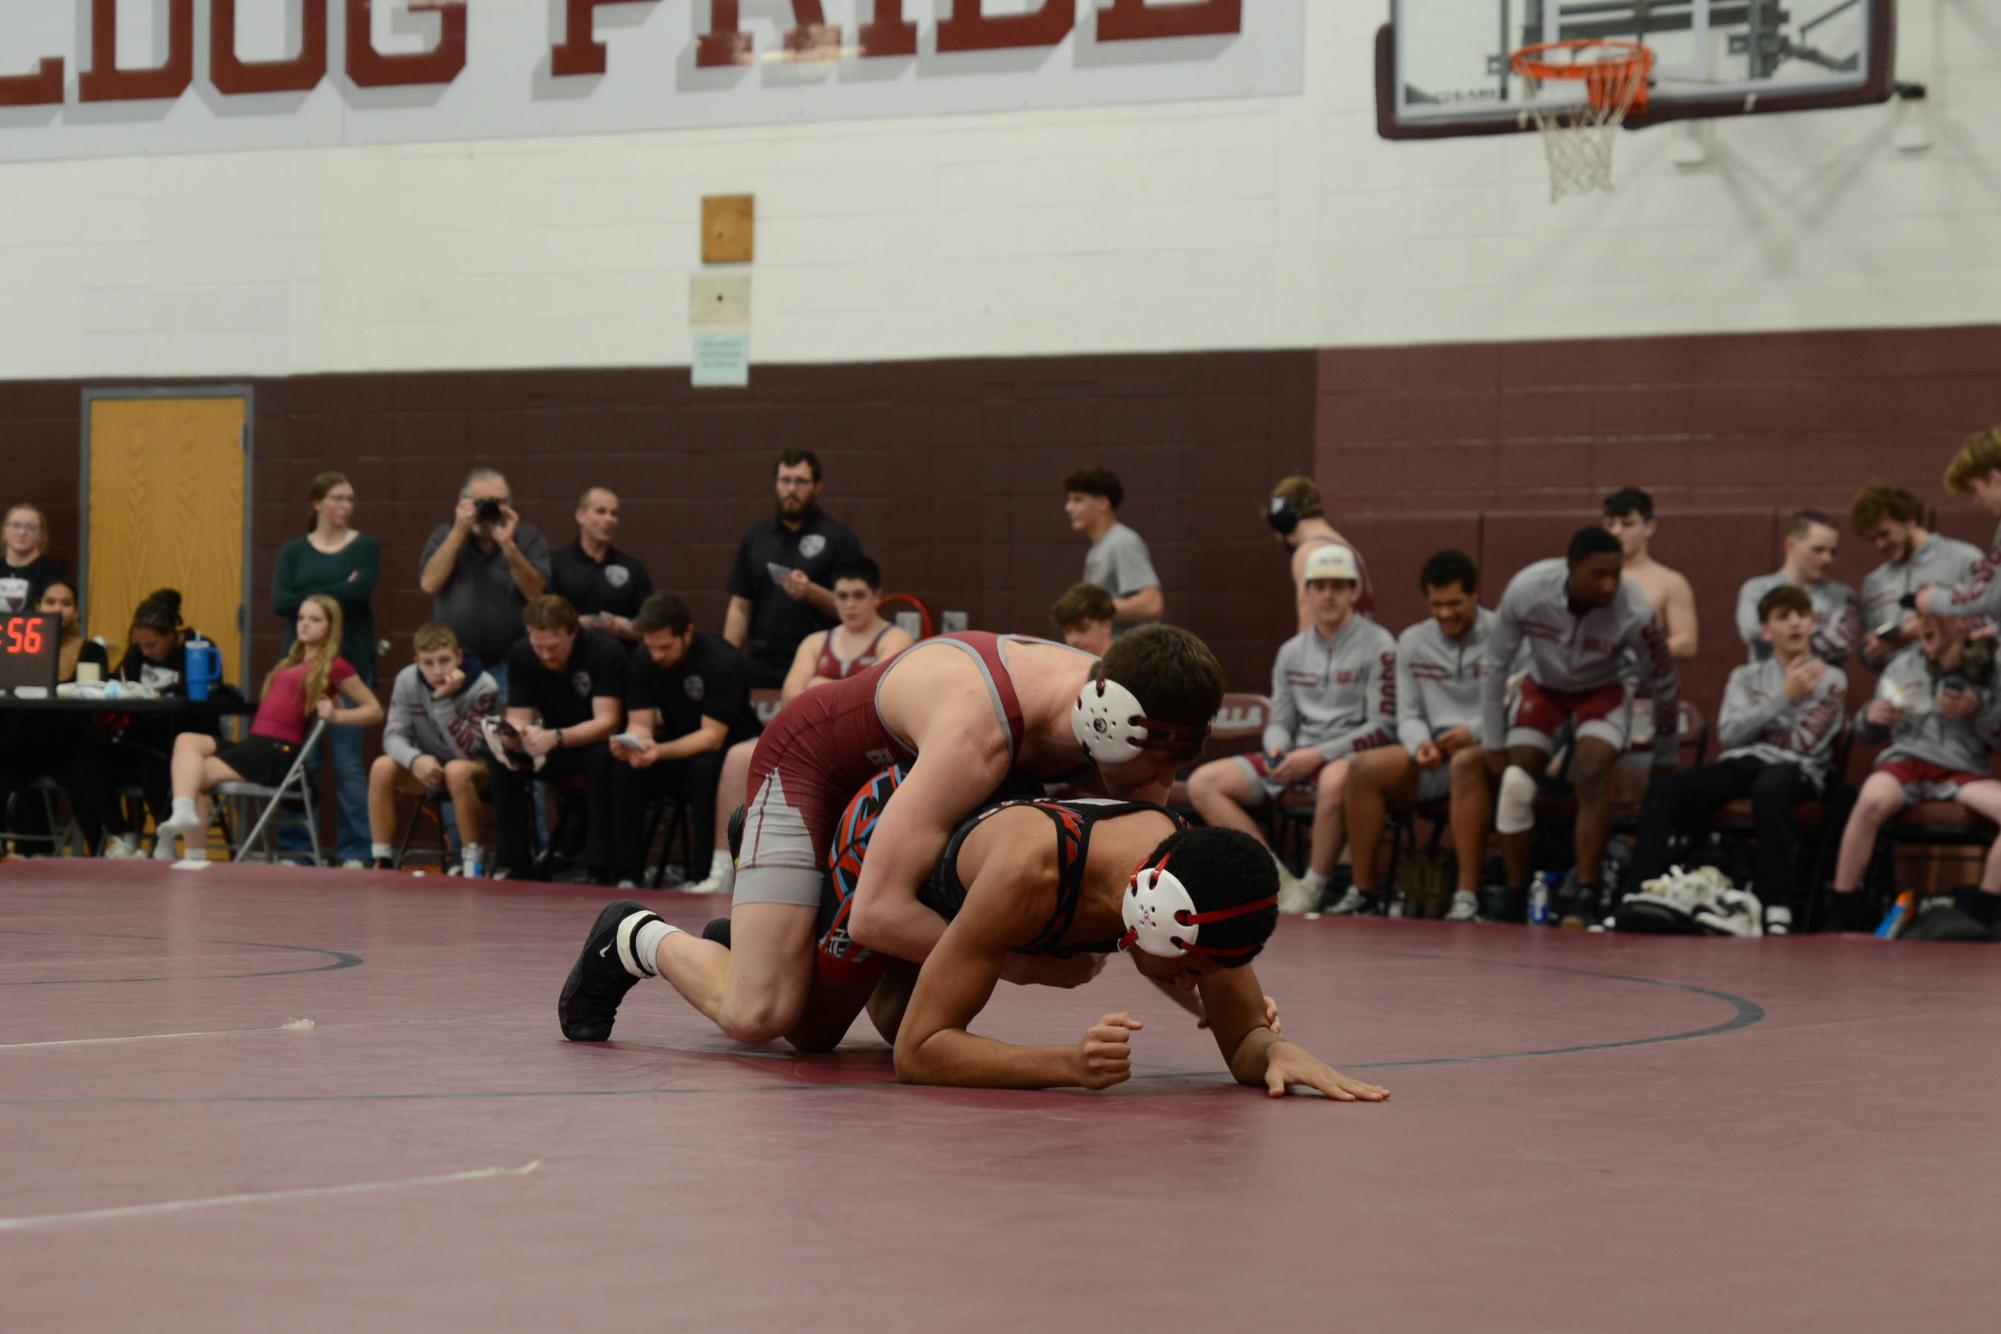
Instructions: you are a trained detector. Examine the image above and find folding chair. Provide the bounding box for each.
[220,721,330,864]
[1,777,86,856]
[641,790,696,888]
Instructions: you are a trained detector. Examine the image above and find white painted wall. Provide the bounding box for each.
[0,1,1992,379]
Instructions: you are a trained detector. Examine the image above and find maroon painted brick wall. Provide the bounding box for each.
[1317,325,2001,723]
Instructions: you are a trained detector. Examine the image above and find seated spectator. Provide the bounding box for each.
[1735,510,1859,666]
[1603,486,1698,659]
[0,580,109,850]
[1483,527,1678,926]
[1849,482,1982,673]
[62,589,218,857]
[152,595,383,861]
[1825,612,2001,933]
[1917,427,2001,627]
[550,486,653,644]
[1634,587,1848,936]
[1187,544,1395,915]
[1049,582,1115,656]
[1343,551,1502,923]
[780,557,913,701]
[489,595,624,882]
[419,468,550,696]
[367,623,500,875]
[0,502,65,614]
[1267,474,1375,629]
[1064,468,1163,633]
[610,593,759,889]
[724,449,864,689]
[272,470,381,869]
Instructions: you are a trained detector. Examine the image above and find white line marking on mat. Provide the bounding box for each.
[0,1160,542,1232]
[0,1018,315,1051]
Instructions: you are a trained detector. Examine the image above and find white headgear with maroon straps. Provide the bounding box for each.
[1071,671,1206,765]
[1118,851,1277,960]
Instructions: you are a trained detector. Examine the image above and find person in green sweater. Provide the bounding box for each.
[271,471,381,867]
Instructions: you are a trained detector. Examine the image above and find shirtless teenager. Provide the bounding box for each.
[1267,474,1377,630]
[558,626,1225,1045]
[1602,486,1698,660]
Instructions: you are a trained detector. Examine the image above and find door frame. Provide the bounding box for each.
[78,385,257,688]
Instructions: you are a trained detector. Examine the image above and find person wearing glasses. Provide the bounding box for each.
[722,450,864,690]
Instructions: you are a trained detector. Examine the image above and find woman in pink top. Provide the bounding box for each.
[152,595,383,861]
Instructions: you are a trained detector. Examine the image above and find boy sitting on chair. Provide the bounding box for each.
[1630,586,1847,937]
[367,623,499,875]
[1825,611,2001,933]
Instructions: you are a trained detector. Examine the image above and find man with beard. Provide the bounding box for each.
[723,449,865,689]
[1482,527,1680,926]
[1853,482,1982,673]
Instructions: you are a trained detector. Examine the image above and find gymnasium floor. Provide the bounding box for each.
[3,858,1994,1333]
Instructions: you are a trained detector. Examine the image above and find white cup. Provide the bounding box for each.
[75,661,102,685]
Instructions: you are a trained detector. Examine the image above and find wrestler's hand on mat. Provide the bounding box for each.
[1073,1013,1141,1090]
[999,952,1104,989]
[1262,1044,1389,1102]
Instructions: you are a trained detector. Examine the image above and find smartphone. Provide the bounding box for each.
[611,731,648,750]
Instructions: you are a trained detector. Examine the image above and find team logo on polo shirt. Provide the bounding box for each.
[684,675,706,702]
[606,565,630,588]
[798,534,826,559]
[572,671,592,698]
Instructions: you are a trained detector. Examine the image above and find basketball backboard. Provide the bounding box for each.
[1377,0,1896,139]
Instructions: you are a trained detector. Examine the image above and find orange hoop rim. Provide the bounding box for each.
[1509,38,1654,113]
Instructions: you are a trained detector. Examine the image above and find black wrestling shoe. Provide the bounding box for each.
[702,916,732,948]
[557,900,656,1042]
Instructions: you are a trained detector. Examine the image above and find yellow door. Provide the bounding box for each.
[85,395,248,683]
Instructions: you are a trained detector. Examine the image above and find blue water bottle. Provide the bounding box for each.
[1528,873,1553,927]
[184,635,221,702]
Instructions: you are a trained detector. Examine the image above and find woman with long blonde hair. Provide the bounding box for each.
[153,594,382,862]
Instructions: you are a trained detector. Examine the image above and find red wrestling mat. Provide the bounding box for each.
[3,858,1995,1333]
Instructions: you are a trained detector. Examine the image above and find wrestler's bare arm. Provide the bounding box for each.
[1662,569,1699,660]
[845,656,1015,963]
[1197,966,1391,1102]
[893,840,1099,1089]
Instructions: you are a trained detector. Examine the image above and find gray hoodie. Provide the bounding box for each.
[1396,607,1503,753]
[1482,558,1678,751]
[1715,657,1848,788]
[1262,614,1398,762]
[382,662,501,769]
[1866,533,1983,669]
[1857,649,2001,776]
[1734,572,1859,666]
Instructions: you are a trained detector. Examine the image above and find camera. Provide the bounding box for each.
[474,498,504,525]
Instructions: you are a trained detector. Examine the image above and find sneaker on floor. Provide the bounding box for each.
[687,862,736,896]
[1323,886,1375,917]
[557,900,657,1042]
[1444,890,1480,923]
[1275,868,1321,915]
[152,817,199,861]
[341,859,368,871]
[1764,905,1793,937]
[100,835,142,860]
[616,879,640,891]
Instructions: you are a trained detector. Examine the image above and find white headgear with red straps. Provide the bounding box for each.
[1118,852,1277,960]
[1071,672,1206,766]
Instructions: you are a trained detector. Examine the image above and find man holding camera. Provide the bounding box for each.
[419,467,552,697]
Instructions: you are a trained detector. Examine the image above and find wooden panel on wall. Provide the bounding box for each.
[84,394,247,681]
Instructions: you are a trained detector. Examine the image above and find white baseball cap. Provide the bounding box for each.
[1301,543,1359,584]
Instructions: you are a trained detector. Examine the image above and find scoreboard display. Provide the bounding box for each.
[0,613,58,694]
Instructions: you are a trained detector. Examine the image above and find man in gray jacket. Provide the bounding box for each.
[1344,550,1503,923]
[1825,610,2001,932]
[1853,482,1982,672]
[1483,527,1679,926]
[1188,543,1397,915]
[1634,586,1848,936]
[367,623,500,876]
[1735,510,1860,667]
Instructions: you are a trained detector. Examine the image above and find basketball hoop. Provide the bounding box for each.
[1510,39,1655,202]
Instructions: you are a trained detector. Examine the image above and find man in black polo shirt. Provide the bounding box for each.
[609,592,757,888]
[548,486,654,644]
[491,596,626,881]
[724,449,864,689]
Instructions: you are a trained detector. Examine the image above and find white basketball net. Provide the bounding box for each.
[1515,44,1653,203]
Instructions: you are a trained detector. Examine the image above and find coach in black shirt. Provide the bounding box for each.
[724,448,864,688]
[492,596,626,881]
[548,486,654,643]
[610,593,757,886]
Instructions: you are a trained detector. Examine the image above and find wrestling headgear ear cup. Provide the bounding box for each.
[1267,495,1299,537]
[1119,855,1277,959]
[1072,674,1151,765]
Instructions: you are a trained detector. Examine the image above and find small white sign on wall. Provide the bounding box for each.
[691,329,751,388]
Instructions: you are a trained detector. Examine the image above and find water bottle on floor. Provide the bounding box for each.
[1528,872,1554,927]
